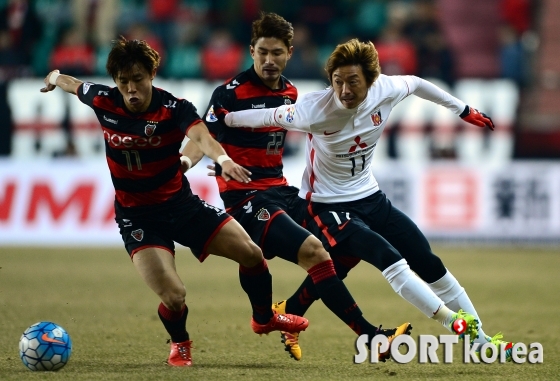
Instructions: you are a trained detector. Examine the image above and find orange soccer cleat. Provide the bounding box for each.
[167,339,193,367]
[251,311,309,335]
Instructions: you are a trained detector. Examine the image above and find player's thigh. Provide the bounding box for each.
[206,218,264,267]
[373,198,446,281]
[232,203,307,263]
[305,207,366,251]
[132,247,186,307]
[261,212,312,264]
[306,206,401,270]
[171,195,243,263]
[329,226,402,271]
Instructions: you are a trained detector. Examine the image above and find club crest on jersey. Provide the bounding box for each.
[256,208,270,221]
[145,121,157,136]
[131,229,144,241]
[283,106,295,123]
[206,105,218,122]
[371,109,383,126]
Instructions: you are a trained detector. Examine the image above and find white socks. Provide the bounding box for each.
[383,259,452,329]
[429,270,487,344]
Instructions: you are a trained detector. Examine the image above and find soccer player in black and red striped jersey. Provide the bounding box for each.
[182,12,412,362]
[39,36,309,367]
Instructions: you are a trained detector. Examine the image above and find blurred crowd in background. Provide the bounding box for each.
[0,0,544,158]
[0,0,537,84]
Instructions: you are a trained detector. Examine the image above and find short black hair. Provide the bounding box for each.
[251,12,294,49]
[106,36,161,79]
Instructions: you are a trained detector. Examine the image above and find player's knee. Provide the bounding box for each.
[161,285,186,311]
[238,239,265,268]
[409,252,446,283]
[297,236,330,269]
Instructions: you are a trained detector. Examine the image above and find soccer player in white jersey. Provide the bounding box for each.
[224,38,516,361]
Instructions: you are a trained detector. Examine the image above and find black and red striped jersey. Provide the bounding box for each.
[76,82,201,208]
[204,66,298,209]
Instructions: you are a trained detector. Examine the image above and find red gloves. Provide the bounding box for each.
[459,106,495,131]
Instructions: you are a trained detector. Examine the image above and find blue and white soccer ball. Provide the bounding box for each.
[19,321,72,371]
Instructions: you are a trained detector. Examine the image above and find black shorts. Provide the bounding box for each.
[228,186,311,263]
[115,191,232,262]
[304,191,442,277]
[303,203,367,251]
[304,191,406,251]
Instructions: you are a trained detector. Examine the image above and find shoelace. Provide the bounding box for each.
[269,313,294,329]
[176,343,192,359]
[489,332,504,342]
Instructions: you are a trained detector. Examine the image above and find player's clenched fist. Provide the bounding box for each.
[40,69,60,93]
[460,105,495,131]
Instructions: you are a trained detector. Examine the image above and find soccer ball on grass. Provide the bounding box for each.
[19,321,72,371]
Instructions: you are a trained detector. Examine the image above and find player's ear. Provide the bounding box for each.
[287,46,293,60]
[249,44,255,58]
[151,68,157,80]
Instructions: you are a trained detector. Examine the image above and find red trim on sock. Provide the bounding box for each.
[239,258,269,276]
[308,259,336,284]
[158,302,186,321]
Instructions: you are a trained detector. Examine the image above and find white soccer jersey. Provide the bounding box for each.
[225,74,467,203]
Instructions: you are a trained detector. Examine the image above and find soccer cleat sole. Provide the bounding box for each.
[280,332,302,361]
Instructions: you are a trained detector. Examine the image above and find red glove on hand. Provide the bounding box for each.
[459,106,495,131]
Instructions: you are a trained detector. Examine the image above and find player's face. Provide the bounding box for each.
[331,65,369,109]
[251,37,293,89]
[115,64,155,113]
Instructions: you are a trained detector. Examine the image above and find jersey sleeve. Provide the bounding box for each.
[404,76,466,114]
[176,99,203,135]
[203,86,231,139]
[392,75,466,114]
[270,103,312,133]
[380,75,414,108]
[75,82,109,108]
[225,103,312,133]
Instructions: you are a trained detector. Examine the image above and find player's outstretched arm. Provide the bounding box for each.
[186,122,251,183]
[406,76,494,131]
[40,70,83,95]
[224,108,280,129]
[224,104,311,133]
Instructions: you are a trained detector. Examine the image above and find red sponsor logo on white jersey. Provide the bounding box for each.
[349,136,367,153]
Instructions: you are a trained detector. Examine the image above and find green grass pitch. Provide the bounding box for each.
[0,245,558,380]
